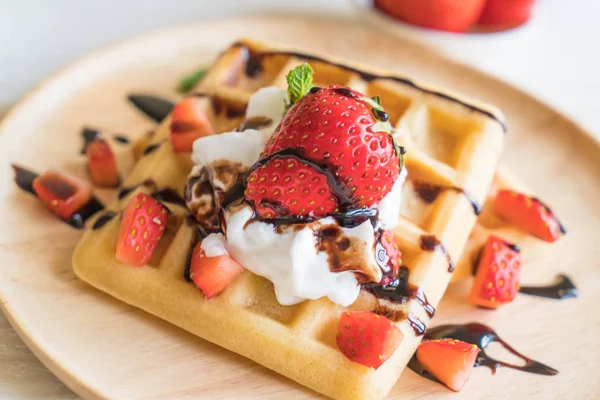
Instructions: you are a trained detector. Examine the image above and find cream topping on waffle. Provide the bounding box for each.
[187,86,408,306]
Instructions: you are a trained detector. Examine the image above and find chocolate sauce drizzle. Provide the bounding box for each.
[233,42,506,131]
[419,235,455,272]
[532,197,567,235]
[192,92,246,118]
[363,266,435,318]
[236,116,273,131]
[118,179,187,208]
[128,94,174,123]
[142,141,163,156]
[92,211,117,230]
[407,313,426,336]
[12,164,104,229]
[80,127,130,154]
[408,323,558,384]
[519,274,578,300]
[413,181,481,216]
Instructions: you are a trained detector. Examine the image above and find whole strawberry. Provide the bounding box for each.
[246,64,402,219]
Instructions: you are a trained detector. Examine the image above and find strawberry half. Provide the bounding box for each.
[32,170,93,220]
[494,190,565,242]
[170,97,215,152]
[336,311,403,369]
[469,235,521,309]
[189,242,244,299]
[116,193,168,266]
[416,338,480,391]
[86,139,120,187]
[246,64,401,219]
[477,0,535,30]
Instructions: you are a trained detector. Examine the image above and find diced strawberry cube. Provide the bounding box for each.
[469,236,522,309]
[336,311,403,369]
[32,170,93,220]
[116,193,168,266]
[170,97,215,152]
[417,338,480,391]
[86,139,120,187]
[189,242,244,299]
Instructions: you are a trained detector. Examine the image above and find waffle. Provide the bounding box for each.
[73,39,505,400]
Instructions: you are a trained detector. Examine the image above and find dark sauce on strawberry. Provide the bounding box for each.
[233,42,506,131]
[408,322,558,383]
[363,266,435,318]
[531,197,567,235]
[12,164,104,229]
[92,211,117,230]
[419,234,455,272]
[519,274,578,300]
[413,181,481,215]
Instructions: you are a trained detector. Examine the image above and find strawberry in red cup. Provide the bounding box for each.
[477,0,536,31]
[469,236,521,309]
[374,0,486,33]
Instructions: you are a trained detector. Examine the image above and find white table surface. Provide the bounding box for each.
[1,0,598,398]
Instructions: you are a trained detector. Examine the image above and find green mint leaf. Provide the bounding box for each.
[393,139,405,171]
[359,95,382,111]
[177,66,207,93]
[286,63,314,105]
[372,96,381,106]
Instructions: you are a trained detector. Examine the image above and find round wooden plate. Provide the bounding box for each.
[1,15,599,400]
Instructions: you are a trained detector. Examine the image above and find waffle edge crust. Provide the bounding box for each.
[73,39,505,400]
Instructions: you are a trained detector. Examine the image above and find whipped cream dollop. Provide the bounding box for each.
[188,87,407,306]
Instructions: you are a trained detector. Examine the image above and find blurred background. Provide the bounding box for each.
[1,0,599,135]
[0,0,599,398]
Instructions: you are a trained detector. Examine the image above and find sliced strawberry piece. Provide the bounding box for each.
[336,311,403,369]
[477,0,535,30]
[246,157,337,219]
[416,338,480,391]
[32,170,93,220]
[170,97,215,152]
[116,193,168,266]
[86,139,120,187]
[469,236,521,309]
[374,0,486,33]
[377,229,401,277]
[494,190,565,242]
[189,242,244,298]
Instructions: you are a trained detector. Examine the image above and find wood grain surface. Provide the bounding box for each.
[1,15,599,400]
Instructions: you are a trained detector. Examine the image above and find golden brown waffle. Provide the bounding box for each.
[73,39,505,400]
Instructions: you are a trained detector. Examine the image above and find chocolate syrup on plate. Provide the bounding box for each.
[408,323,558,383]
[363,266,435,318]
[413,181,481,216]
[419,235,455,272]
[80,127,130,154]
[12,164,104,229]
[92,211,117,230]
[233,42,506,131]
[519,274,578,300]
[128,94,174,123]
